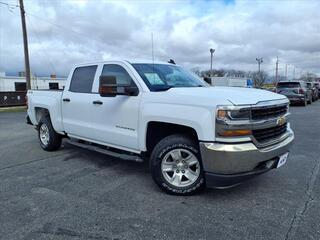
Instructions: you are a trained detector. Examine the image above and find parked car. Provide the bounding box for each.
[276,81,312,106]
[314,82,320,98]
[26,60,294,195]
[306,82,318,102]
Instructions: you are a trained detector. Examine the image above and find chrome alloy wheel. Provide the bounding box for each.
[39,124,50,146]
[161,148,200,188]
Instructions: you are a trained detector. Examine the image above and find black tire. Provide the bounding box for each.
[150,134,205,195]
[302,98,307,106]
[307,97,312,104]
[38,117,62,151]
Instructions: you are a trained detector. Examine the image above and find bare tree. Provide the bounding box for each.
[253,71,268,88]
[300,72,317,82]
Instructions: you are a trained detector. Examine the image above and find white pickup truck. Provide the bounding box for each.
[27,60,294,195]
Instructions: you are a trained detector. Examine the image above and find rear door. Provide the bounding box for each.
[90,63,142,151]
[62,65,99,139]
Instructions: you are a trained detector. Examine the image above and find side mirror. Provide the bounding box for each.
[99,75,139,97]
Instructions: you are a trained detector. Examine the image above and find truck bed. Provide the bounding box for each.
[27,89,64,133]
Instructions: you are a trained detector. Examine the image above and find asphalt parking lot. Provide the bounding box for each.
[1,103,320,240]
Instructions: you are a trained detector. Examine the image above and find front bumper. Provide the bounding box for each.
[287,96,305,103]
[200,130,294,188]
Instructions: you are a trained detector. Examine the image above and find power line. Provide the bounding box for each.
[0,1,19,7]
[26,14,57,75]
[26,12,98,42]
[0,1,19,12]
[1,2,98,43]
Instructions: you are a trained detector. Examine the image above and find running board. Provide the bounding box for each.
[66,139,143,163]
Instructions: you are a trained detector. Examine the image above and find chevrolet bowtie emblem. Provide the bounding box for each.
[277,116,286,126]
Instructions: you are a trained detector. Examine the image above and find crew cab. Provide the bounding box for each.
[27,60,294,195]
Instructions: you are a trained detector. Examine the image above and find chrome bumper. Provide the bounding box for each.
[200,129,294,175]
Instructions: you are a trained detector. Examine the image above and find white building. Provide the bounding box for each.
[0,74,66,91]
[210,77,253,88]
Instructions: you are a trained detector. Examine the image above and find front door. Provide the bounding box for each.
[90,63,141,151]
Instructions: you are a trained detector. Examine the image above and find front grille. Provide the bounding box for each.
[251,105,287,120]
[252,123,287,143]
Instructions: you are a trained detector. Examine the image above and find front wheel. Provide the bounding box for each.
[150,134,205,195]
[38,117,62,151]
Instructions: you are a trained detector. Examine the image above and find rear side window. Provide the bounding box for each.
[101,64,132,85]
[69,65,97,93]
[277,82,300,88]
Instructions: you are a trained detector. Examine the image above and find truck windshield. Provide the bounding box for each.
[132,64,207,91]
[277,82,300,88]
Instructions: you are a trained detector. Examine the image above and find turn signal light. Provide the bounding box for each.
[218,129,252,137]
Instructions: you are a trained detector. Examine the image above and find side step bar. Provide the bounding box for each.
[66,139,143,163]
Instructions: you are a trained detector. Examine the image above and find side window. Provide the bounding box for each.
[101,64,132,85]
[69,65,97,93]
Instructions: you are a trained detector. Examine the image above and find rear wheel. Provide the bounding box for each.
[150,134,205,195]
[302,98,307,106]
[307,97,312,104]
[38,117,62,151]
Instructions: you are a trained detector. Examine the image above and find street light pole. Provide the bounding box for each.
[210,48,215,84]
[256,57,263,73]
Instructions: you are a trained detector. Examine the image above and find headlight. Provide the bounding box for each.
[217,108,250,120]
[216,107,252,137]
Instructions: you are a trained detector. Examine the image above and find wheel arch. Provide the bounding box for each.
[34,107,50,124]
[144,121,199,155]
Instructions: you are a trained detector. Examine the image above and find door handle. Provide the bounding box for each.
[63,98,70,102]
[93,100,103,105]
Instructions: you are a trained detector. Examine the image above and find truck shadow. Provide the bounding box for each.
[61,140,264,199]
[61,141,149,172]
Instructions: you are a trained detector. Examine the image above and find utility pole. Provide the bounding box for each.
[293,67,295,80]
[19,0,31,90]
[275,56,279,83]
[256,57,263,73]
[285,64,288,80]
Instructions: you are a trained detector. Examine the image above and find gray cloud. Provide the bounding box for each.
[0,0,319,77]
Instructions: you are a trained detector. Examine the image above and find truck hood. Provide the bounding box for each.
[167,86,287,106]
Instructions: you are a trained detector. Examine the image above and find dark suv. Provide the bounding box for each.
[277,81,312,106]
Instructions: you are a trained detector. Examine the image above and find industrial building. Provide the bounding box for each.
[0,72,66,107]
[0,72,66,91]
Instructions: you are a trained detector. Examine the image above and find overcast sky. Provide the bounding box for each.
[0,0,319,77]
